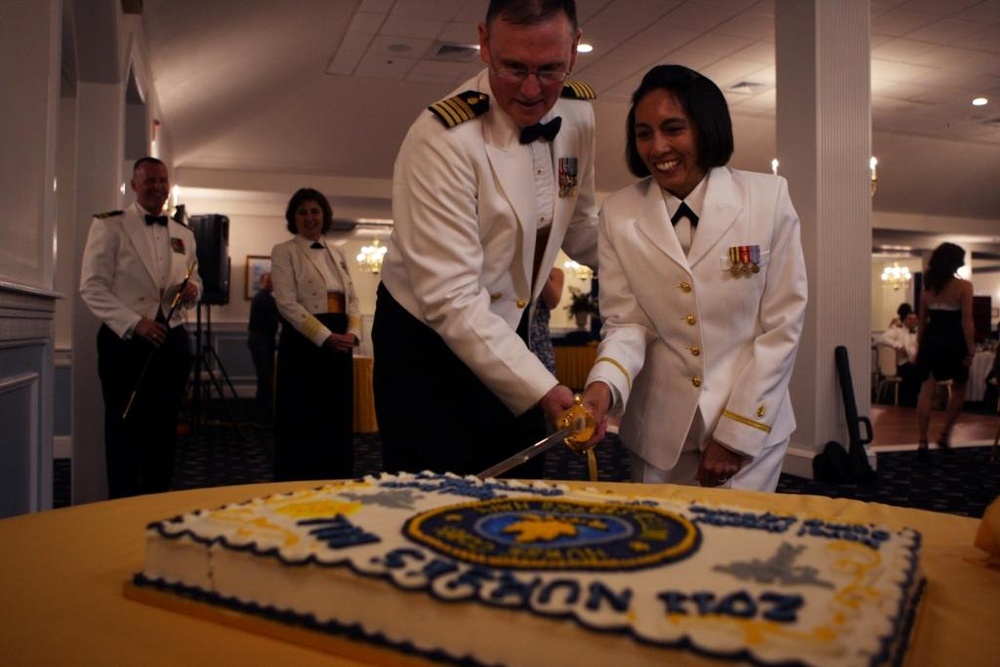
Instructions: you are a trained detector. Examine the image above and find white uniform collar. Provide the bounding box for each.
[662,172,709,218]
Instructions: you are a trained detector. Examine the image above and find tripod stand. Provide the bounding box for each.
[191,303,245,439]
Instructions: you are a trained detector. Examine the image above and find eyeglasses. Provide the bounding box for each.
[490,62,569,85]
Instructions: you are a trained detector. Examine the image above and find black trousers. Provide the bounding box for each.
[97,323,191,498]
[372,284,546,479]
[274,313,354,481]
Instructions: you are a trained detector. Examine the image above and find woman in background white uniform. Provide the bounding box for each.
[582,65,807,491]
[270,188,361,481]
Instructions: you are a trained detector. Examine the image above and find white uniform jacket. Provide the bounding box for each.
[79,202,202,338]
[587,168,807,470]
[270,236,361,347]
[380,69,599,415]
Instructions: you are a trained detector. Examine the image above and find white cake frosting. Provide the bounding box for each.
[135,472,923,666]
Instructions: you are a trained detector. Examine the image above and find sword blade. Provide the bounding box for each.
[476,426,573,480]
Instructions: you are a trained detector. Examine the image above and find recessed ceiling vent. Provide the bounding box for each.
[727,81,771,96]
[426,41,480,62]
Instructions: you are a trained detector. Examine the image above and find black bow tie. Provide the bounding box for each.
[671,202,698,228]
[310,241,324,249]
[144,214,169,227]
[519,116,562,144]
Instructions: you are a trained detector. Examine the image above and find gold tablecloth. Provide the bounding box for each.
[555,343,597,390]
[1,482,996,666]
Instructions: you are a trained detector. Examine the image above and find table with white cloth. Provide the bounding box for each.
[1,481,998,666]
[967,350,995,402]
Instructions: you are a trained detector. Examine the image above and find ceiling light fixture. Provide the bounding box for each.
[578,43,593,53]
[356,240,387,275]
[972,97,988,107]
[880,263,911,291]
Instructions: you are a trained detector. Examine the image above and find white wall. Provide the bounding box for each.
[176,189,588,336]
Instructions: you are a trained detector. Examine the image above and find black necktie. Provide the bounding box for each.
[145,214,168,227]
[310,241,323,249]
[519,116,562,144]
[671,202,698,228]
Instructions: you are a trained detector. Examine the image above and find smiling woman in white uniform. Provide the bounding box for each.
[581,65,808,492]
[270,188,361,481]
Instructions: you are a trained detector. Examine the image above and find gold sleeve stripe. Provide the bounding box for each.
[722,409,772,434]
[562,80,596,100]
[595,356,631,390]
[301,315,324,340]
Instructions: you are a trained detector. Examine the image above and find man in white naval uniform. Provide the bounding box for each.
[373,0,599,478]
[80,157,201,498]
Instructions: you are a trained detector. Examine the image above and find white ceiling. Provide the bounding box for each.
[140,0,1000,226]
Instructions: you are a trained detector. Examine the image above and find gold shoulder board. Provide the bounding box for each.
[561,80,596,100]
[94,210,124,219]
[428,90,490,128]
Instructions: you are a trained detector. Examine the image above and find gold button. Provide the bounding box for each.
[690,345,701,356]
[692,375,702,387]
[686,314,697,326]
[679,281,692,293]
[490,292,502,302]
[517,299,527,308]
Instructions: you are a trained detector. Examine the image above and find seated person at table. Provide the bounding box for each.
[876,310,920,407]
[888,302,913,329]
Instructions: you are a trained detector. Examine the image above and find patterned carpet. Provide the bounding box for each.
[54,401,1000,518]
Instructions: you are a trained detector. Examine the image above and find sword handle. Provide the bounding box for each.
[559,394,596,454]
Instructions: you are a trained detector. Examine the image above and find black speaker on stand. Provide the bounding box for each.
[188,214,244,439]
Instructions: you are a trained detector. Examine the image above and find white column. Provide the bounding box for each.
[776,0,874,473]
[70,0,128,503]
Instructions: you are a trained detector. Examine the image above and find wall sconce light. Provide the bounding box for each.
[880,262,910,291]
[870,156,878,196]
[356,239,387,274]
[563,259,593,281]
[771,158,779,175]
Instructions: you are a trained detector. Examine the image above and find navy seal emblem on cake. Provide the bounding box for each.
[404,498,701,571]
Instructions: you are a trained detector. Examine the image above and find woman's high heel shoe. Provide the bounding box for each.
[938,434,952,452]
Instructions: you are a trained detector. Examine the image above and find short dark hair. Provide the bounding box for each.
[285,188,333,235]
[625,65,734,179]
[897,302,914,319]
[132,156,166,176]
[924,242,965,293]
[486,0,577,32]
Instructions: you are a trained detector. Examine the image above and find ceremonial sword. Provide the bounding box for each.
[477,394,597,479]
[121,260,198,421]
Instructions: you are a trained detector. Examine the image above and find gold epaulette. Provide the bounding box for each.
[94,210,124,219]
[428,90,490,128]
[561,79,596,100]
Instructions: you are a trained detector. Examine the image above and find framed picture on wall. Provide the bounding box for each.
[246,255,271,300]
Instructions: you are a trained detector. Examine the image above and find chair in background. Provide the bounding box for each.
[874,344,901,406]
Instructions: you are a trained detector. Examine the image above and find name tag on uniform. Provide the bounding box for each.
[170,237,186,254]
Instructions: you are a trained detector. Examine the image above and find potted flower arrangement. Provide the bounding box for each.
[566,287,598,329]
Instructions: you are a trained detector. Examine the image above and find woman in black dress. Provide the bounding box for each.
[915,242,975,455]
[270,188,361,480]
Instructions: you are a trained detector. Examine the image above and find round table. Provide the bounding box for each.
[967,350,995,402]
[1,481,996,665]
